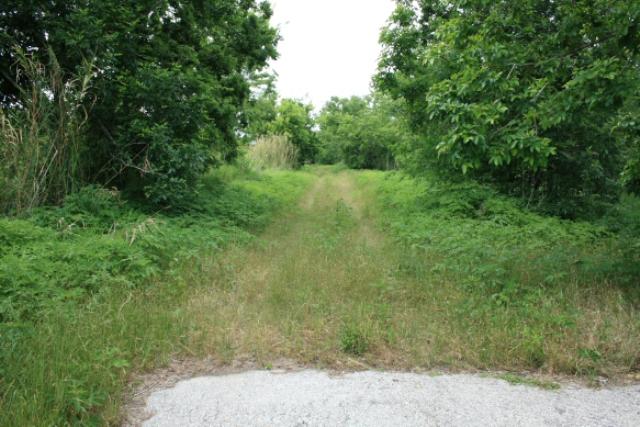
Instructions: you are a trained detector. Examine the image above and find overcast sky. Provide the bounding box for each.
[269,0,396,110]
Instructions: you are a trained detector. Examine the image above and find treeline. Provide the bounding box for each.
[247,0,640,220]
[243,86,410,171]
[1,0,278,212]
[2,0,639,221]
[376,0,640,219]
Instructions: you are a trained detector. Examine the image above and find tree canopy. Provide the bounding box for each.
[377,0,640,217]
[317,95,410,170]
[1,0,278,206]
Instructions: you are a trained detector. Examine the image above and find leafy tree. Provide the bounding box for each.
[377,0,640,217]
[615,93,640,195]
[267,99,318,164]
[317,96,369,164]
[1,1,278,207]
[241,72,279,143]
[317,94,409,169]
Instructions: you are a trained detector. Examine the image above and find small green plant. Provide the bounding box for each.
[0,167,314,426]
[499,374,560,391]
[339,323,369,356]
[334,199,354,228]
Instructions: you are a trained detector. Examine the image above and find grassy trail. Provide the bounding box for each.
[4,167,638,426]
[181,168,638,377]
[183,168,411,368]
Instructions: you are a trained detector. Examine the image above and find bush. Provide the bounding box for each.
[363,171,638,293]
[377,1,640,216]
[317,95,406,170]
[339,323,369,356]
[1,2,279,209]
[266,99,319,164]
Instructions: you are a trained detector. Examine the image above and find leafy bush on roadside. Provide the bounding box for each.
[364,171,639,294]
[0,168,312,323]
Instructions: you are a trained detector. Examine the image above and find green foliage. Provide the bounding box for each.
[266,99,319,164]
[0,167,310,325]
[242,94,318,165]
[339,322,369,356]
[597,195,640,280]
[241,72,279,143]
[499,374,560,390]
[361,170,639,372]
[317,95,410,169]
[0,1,279,207]
[616,96,640,194]
[0,49,93,214]
[0,167,312,425]
[364,171,639,297]
[377,0,640,217]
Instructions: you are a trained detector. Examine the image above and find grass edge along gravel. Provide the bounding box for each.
[356,170,639,378]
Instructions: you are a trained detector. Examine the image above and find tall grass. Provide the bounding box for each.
[0,48,93,215]
[247,135,299,170]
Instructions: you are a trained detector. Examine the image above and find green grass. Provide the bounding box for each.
[0,166,313,426]
[498,374,560,390]
[357,171,640,374]
[1,166,638,426]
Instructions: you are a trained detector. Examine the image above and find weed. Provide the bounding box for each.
[0,166,313,426]
[340,323,369,356]
[2,167,638,426]
[499,374,560,390]
[0,48,94,215]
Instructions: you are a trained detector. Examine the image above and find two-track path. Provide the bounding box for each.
[127,170,640,427]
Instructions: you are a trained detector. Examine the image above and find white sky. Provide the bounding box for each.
[269,0,396,110]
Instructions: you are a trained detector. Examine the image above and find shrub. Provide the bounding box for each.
[0,167,313,324]
[364,171,638,292]
[317,95,406,170]
[377,1,640,216]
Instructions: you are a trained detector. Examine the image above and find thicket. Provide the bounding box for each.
[0,167,309,325]
[0,167,313,425]
[377,0,640,218]
[0,0,278,208]
[316,94,410,170]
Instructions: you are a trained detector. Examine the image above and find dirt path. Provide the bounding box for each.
[126,170,640,426]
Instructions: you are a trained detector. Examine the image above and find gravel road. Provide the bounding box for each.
[140,370,640,426]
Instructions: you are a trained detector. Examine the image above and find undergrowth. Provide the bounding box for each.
[358,171,640,376]
[0,166,313,426]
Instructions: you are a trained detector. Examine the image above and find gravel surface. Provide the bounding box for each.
[140,370,640,426]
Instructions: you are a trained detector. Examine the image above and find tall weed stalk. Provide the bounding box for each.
[0,48,93,214]
[247,135,299,170]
